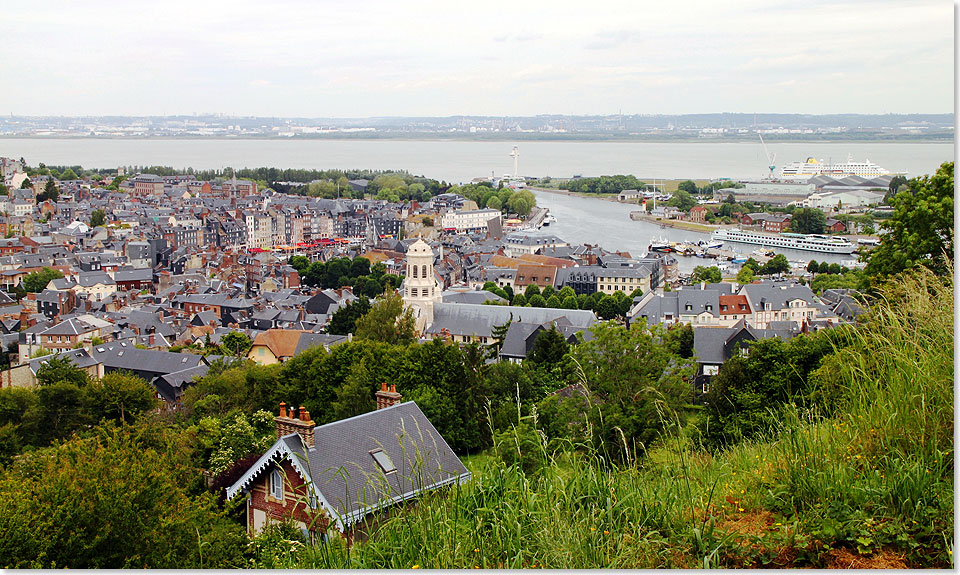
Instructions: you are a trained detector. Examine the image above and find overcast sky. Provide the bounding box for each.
[0,0,952,117]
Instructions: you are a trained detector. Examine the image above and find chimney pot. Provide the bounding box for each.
[298,405,307,420]
[279,401,287,418]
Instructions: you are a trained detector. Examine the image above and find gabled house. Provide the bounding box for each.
[248,329,311,365]
[225,388,470,540]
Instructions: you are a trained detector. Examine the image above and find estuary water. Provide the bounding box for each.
[0,138,951,185]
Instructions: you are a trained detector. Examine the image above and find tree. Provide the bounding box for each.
[507,190,535,217]
[89,209,106,227]
[541,285,556,299]
[327,296,372,335]
[807,260,819,273]
[677,180,698,194]
[595,294,620,320]
[865,162,954,277]
[288,255,310,273]
[561,295,579,309]
[664,323,695,359]
[22,267,64,293]
[331,362,377,421]
[19,178,31,189]
[759,253,790,275]
[36,357,90,388]
[350,257,371,278]
[790,208,826,234]
[885,175,908,204]
[545,295,561,308]
[691,265,722,284]
[220,331,252,358]
[666,189,697,212]
[528,294,546,308]
[354,290,416,345]
[511,293,527,307]
[0,424,247,568]
[568,321,695,462]
[40,179,59,202]
[60,168,78,180]
[524,284,541,298]
[736,266,756,285]
[85,372,158,424]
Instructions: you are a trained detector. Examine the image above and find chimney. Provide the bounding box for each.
[274,401,315,448]
[375,382,402,410]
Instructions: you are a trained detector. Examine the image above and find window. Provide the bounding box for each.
[421,265,427,278]
[270,468,284,500]
[371,449,397,474]
[412,266,418,278]
[685,304,692,311]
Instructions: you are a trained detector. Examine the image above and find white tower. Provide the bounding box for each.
[402,239,442,333]
[510,146,519,179]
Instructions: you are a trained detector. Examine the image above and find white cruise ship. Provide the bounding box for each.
[712,229,857,254]
[778,155,905,181]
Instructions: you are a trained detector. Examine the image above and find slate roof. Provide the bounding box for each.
[426,303,596,338]
[226,401,470,530]
[440,289,506,305]
[293,332,348,356]
[92,344,206,376]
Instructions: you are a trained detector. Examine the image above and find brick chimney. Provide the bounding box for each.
[274,402,315,448]
[375,383,402,410]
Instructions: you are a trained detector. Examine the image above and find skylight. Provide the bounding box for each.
[370,449,396,474]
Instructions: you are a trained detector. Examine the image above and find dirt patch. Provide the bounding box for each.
[718,509,777,538]
[823,547,908,569]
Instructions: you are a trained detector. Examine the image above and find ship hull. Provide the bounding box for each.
[712,229,857,254]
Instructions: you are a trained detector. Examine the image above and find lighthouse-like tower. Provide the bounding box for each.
[402,239,442,333]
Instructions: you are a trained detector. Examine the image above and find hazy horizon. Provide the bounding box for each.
[0,1,952,118]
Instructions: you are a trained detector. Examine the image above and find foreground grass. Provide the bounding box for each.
[258,269,953,569]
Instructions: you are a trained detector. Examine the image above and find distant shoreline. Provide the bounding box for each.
[0,135,952,144]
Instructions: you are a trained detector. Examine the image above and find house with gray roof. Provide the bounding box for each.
[425,302,596,344]
[225,394,469,538]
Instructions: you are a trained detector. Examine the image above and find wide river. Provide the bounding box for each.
[0,138,951,184]
[1,138,949,274]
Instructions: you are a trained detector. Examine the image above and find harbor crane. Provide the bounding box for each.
[758,133,777,180]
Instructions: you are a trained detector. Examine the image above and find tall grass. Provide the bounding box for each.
[252,268,953,569]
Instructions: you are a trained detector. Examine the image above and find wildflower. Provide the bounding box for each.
[739,508,745,512]
[590,527,596,531]
[413,565,421,569]
[775,523,782,526]
[604,530,609,535]
[949,550,953,556]
[474,549,480,553]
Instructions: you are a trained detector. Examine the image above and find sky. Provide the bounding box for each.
[0,0,953,117]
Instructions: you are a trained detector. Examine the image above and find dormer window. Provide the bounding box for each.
[685,304,692,311]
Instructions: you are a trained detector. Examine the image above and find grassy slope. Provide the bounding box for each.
[270,269,954,569]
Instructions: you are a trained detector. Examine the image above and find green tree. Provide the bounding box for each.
[511,293,527,307]
[545,294,561,308]
[39,179,59,202]
[354,290,416,345]
[528,294,546,308]
[85,371,158,424]
[807,260,819,273]
[88,209,106,227]
[561,295,579,309]
[666,189,697,212]
[19,178,31,189]
[884,174,908,203]
[529,325,569,365]
[736,266,755,285]
[691,265,722,284]
[570,321,695,462]
[524,284,541,298]
[36,357,90,388]
[331,362,377,421]
[22,267,64,293]
[664,323,695,359]
[677,180,698,194]
[327,296,372,335]
[865,162,954,277]
[0,424,247,568]
[790,208,826,234]
[595,294,619,320]
[220,331,253,358]
[60,168,78,180]
[288,255,310,273]
[759,254,790,275]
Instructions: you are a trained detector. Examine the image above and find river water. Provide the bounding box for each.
[530,189,857,274]
[0,138,951,184]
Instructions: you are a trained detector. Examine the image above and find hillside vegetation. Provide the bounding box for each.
[253,267,953,569]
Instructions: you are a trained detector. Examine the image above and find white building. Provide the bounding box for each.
[440,208,502,234]
[402,239,443,333]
